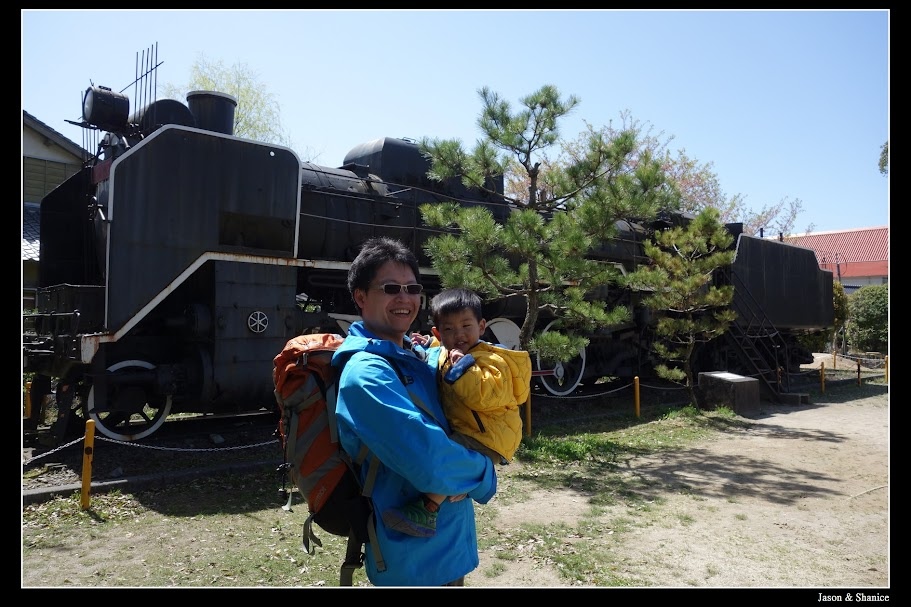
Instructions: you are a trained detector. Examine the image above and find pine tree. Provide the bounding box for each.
[624,208,736,405]
[419,85,676,370]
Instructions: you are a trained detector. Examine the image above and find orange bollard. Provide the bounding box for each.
[81,420,96,510]
[634,376,640,418]
[24,381,32,418]
[523,395,532,437]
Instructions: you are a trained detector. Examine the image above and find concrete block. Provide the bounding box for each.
[698,371,760,416]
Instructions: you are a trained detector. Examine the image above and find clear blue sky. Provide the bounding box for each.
[22,9,889,234]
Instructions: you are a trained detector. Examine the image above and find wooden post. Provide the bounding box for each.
[24,380,32,418]
[523,395,531,437]
[81,420,96,510]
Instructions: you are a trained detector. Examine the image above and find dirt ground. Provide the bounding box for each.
[466,355,890,588]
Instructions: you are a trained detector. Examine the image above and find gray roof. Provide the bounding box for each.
[23,203,40,261]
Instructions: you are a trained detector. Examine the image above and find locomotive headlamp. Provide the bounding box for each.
[82,85,130,133]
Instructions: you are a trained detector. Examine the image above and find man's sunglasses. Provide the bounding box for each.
[373,283,424,295]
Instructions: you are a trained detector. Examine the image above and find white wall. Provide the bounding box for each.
[23,127,82,163]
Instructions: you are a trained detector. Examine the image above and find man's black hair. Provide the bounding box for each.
[347,237,421,298]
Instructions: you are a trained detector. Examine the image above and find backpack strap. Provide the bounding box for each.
[340,511,385,586]
[340,533,362,586]
[385,356,445,427]
[301,512,322,556]
[319,371,340,444]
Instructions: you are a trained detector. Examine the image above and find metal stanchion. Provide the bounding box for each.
[634,376,640,418]
[820,361,825,394]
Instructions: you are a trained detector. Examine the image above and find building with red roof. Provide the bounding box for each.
[779,227,889,293]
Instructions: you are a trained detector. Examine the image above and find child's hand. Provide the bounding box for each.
[410,332,430,346]
[449,349,465,364]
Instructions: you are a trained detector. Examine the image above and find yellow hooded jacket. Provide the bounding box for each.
[437,341,532,462]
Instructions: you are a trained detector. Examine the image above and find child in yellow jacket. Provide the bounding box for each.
[382,287,532,537]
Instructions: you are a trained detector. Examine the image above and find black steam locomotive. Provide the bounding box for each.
[23,74,834,444]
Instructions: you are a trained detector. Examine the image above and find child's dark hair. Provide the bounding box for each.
[430,287,483,325]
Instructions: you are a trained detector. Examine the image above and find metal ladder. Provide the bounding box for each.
[725,271,792,403]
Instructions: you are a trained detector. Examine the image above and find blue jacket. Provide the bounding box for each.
[331,321,497,586]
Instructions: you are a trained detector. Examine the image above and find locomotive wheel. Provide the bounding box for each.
[484,317,521,350]
[535,320,586,397]
[86,360,173,442]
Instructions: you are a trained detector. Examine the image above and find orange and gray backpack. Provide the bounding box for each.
[272,333,384,586]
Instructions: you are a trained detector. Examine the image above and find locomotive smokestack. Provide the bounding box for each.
[186,90,237,136]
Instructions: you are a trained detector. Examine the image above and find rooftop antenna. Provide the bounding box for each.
[129,42,162,129]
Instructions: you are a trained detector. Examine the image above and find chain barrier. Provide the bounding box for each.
[22,436,84,466]
[92,436,277,453]
[838,353,887,370]
[535,362,885,403]
[23,434,276,467]
[536,381,635,400]
[535,379,690,400]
